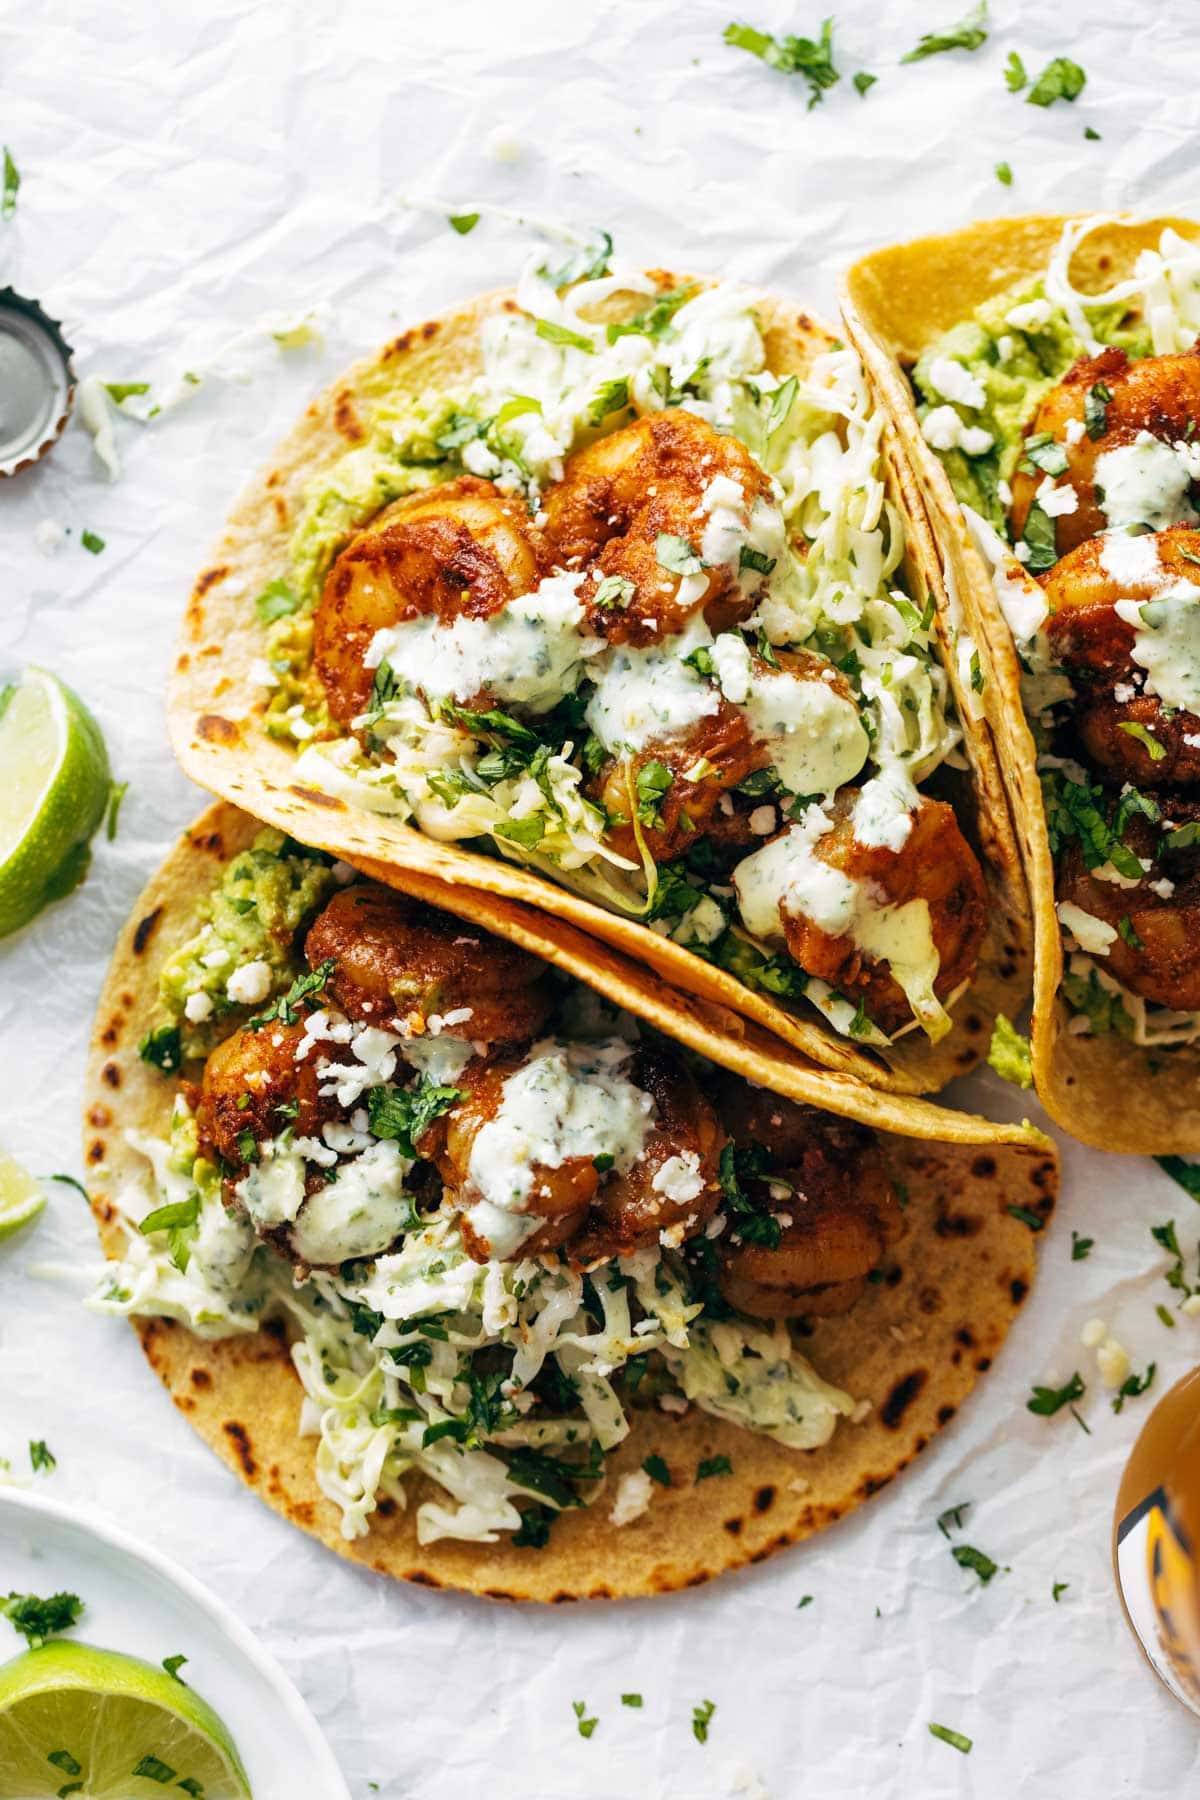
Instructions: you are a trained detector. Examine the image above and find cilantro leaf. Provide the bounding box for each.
[137,1025,182,1075]
[1004,50,1027,91]
[534,318,595,354]
[247,958,332,1030]
[695,1454,732,1482]
[1020,501,1058,572]
[2,146,18,220]
[853,70,876,96]
[723,19,840,109]
[1,1591,83,1648]
[1026,1371,1086,1417]
[928,1723,972,1754]
[448,212,480,235]
[1027,56,1086,107]
[655,533,704,575]
[1071,1230,1094,1261]
[367,1079,462,1160]
[1156,1156,1200,1201]
[255,579,301,624]
[1112,1362,1155,1414]
[1084,380,1112,439]
[642,1454,671,1487]
[692,1698,716,1743]
[901,2,988,63]
[952,1543,1000,1585]
[28,1440,56,1474]
[995,161,1013,187]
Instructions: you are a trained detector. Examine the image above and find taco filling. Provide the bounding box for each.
[248,244,989,1053]
[91,828,914,1550]
[910,218,1200,1050]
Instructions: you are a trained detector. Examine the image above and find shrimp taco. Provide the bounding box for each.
[844,212,1200,1152]
[84,802,1055,1600]
[169,239,1032,1102]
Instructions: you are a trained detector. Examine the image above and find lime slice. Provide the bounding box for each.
[0,1640,252,1798]
[0,667,112,940]
[0,1150,45,1242]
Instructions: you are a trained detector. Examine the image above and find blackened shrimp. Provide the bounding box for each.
[197,1019,335,1171]
[304,884,553,1046]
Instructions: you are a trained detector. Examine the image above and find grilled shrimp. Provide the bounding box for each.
[304,884,553,1046]
[541,410,776,645]
[1009,346,1200,558]
[736,791,988,1036]
[1042,527,1200,783]
[570,1050,724,1262]
[1057,802,1200,1012]
[314,475,549,724]
[712,1079,904,1320]
[197,1019,335,1171]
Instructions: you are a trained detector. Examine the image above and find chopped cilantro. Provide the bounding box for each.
[1004,50,1027,91]
[49,1174,89,1200]
[572,1699,598,1739]
[621,1692,643,1707]
[1052,1581,1070,1602]
[104,381,151,403]
[739,544,776,577]
[1112,1363,1155,1414]
[592,573,635,611]
[2,146,18,219]
[642,1454,671,1487]
[695,1454,732,1482]
[634,759,674,828]
[448,211,479,235]
[513,1507,553,1548]
[1084,124,1101,140]
[139,1196,200,1238]
[162,1653,188,1682]
[1,1590,83,1648]
[1027,56,1086,107]
[589,377,630,424]
[1156,1156,1200,1201]
[1007,1204,1045,1232]
[1020,501,1057,572]
[493,814,545,849]
[367,1078,462,1160]
[723,19,840,109]
[81,530,105,555]
[995,161,1013,187]
[1084,380,1112,439]
[254,579,300,624]
[1071,1230,1094,1261]
[537,230,612,288]
[655,533,703,575]
[937,1501,970,1538]
[901,2,988,63]
[534,318,595,354]
[692,1698,716,1744]
[718,1141,782,1248]
[928,1722,972,1754]
[1026,1371,1086,1418]
[796,1593,814,1609]
[853,70,876,96]
[605,286,696,345]
[1118,915,1144,951]
[952,1543,1000,1585]
[28,1440,55,1474]
[1021,433,1069,477]
[247,958,333,1030]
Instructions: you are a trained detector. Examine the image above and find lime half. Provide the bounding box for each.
[0,667,111,940]
[0,1150,46,1242]
[0,1640,251,1798]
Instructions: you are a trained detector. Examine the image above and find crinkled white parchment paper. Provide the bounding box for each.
[3,2,1200,1794]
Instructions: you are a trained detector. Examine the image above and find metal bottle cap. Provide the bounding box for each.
[0,289,75,477]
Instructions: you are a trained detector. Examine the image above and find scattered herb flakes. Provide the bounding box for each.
[1027,1371,1089,1432]
[692,1698,716,1744]
[995,161,1013,187]
[1155,1156,1200,1201]
[1004,50,1027,91]
[928,1722,973,1755]
[723,19,840,109]
[28,1439,55,1474]
[248,957,333,1031]
[534,317,595,354]
[104,381,150,404]
[621,1693,644,1708]
[1157,1303,1177,1330]
[0,1590,83,1648]
[104,779,128,841]
[853,71,876,96]
[49,1173,89,1200]
[937,1500,971,1538]
[1112,1362,1155,1415]
[655,532,704,575]
[1071,1230,1094,1262]
[642,1453,672,1487]
[81,529,105,555]
[572,1699,598,1739]
[695,1454,732,1482]
[901,2,988,64]
[796,1593,814,1609]
[2,146,18,219]
[448,212,480,235]
[1007,1203,1044,1232]
[1021,501,1058,572]
[1052,1581,1070,1602]
[162,1653,188,1682]
[952,1543,1001,1585]
[1084,124,1102,140]
[1027,56,1086,107]
[254,578,300,624]
[1084,380,1112,440]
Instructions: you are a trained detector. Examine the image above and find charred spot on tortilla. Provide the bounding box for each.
[193,565,230,601]
[197,714,241,746]
[132,907,164,956]
[881,1370,928,1429]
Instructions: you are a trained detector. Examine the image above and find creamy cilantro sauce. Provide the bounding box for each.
[1115,584,1200,715]
[1095,433,1199,533]
[708,632,870,793]
[465,1036,651,1256]
[585,623,720,753]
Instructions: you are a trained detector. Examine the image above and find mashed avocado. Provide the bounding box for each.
[913,280,1153,532]
[986,1013,1033,1088]
[157,828,336,1057]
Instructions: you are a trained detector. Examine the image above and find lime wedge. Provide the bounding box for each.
[0,1640,252,1798]
[0,668,112,940]
[0,1150,45,1242]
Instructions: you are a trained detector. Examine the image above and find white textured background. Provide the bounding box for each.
[2,2,1200,1794]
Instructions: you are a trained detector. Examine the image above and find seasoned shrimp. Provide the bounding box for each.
[1057,804,1200,1012]
[541,410,775,645]
[197,1019,334,1170]
[314,475,549,724]
[1010,346,1200,557]
[570,1050,724,1262]
[305,884,553,1046]
[711,1079,904,1320]
[736,791,988,1036]
[592,648,857,863]
[1043,527,1200,783]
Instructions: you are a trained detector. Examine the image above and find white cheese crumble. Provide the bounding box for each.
[651,1151,705,1206]
[183,992,214,1024]
[34,518,68,554]
[927,355,987,410]
[609,1468,654,1526]
[921,405,994,457]
[1056,902,1118,957]
[1036,475,1078,519]
[225,959,273,1005]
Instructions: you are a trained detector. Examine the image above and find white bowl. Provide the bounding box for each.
[0,1488,350,1799]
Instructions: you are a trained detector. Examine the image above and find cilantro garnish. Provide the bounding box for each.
[81,530,105,555]
[448,212,479,235]
[717,1141,783,1248]
[655,533,704,576]
[695,1455,732,1482]
[1027,56,1086,107]
[512,1507,553,1549]
[901,2,988,63]
[853,70,876,96]
[139,1195,200,1274]
[796,1593,814,1610]
[634,759,673,828]
[537,229,612,289]
[534,318,595,355]
[928,1722,972,1754]
[952,1543,1001,1585]
[247,958,333,1030]
[162,1653,188,1682]
[592,573,635,611]
[572,1699,598,1739]
[367,1078,462,1160]
[1026,1372,1088,1430]
[1084,381,1112,440]
[138,1024,182,1074]
[28,1439,55,1475]
[1071,1230,1094,1261]
[1042,770,1144,879]
[1052,1581,1070,1602]
[1020,433,1069,477]
[1020,501,1057,572]
[105,380,151,403]
[691,1699,716,1744]
[1,1590,83,1648]
[1004,50,1027,91]
[2,146,18,220]
[1006,1204,1045,1232]
[605,286,696,346]
[642,1454,671,1487]
[589,377,630,425]
[723,19,840,109]
[995,161,1013,187]
[621,1692,644,1707]
[936,1501,970,1538]
[1112,1362,1155,1414]
[1156,1156,1200,1200]
[493,814,545,849]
